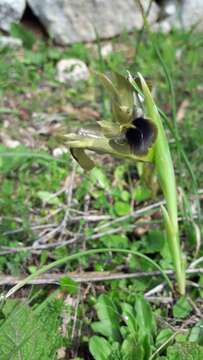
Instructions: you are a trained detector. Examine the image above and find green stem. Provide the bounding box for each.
[154,42,201,222]
[134,5,200,223]
[138,74,185,295]
[3,248,172,299]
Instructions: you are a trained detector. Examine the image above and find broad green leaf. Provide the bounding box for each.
[121,303,137,333]
[89,336,112,360]
[132,185,152,202]
[0,300,62,360]
[114,201,132,216]
[100,234,129,249]
[142,230,165,254]
[142,333,154,360]
[121,334,144,360]
[156,328,173,347]
[91,294,121,341]
[91,167,111,191]
[133,296,156,359]
[120,190,130,202]
[173,297,192,319]
[160,342,203,360]
[60,276,78,294]
[28,265,37,274]
[189,320,203,345]
[110,342,123,360]
[175,331,189,343]
[135,295,156,337]
[37,191,61,205]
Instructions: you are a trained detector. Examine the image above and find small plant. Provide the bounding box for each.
[63,71,185,295]
[89,294,157,360]
[89,292,203,360]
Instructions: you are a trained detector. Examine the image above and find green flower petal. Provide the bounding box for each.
[70,148,95,170]
[113,71,134,110]
[112,102,133,125]
[95,71,119,102]
[97,120,120,138]
[109,139,131,154]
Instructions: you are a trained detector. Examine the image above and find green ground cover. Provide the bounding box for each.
[0,26,203,359]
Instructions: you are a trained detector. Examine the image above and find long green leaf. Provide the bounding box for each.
[89,336,112,360]
[3,248,172,300]
[92,294,121,341]
[137,73,185,296]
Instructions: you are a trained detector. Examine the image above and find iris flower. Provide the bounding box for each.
[63,71,185,295]
[64,72,158,170]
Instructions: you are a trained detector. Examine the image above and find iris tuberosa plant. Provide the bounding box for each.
[64,71,185,296]
[2,72,174,302]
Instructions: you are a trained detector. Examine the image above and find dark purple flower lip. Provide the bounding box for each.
[125,117,157,155]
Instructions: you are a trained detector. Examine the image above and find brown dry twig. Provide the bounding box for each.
[1,268,203,286]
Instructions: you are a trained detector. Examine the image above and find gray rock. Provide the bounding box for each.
[101,43,113,58]
[0,36,22,49]
[0,0,26,31]
[152,19,172,33]
[158,0,179,18]
[56,59,90,85]
[164,0,178,16]
[180,0,203,31]
[27,0,159,45]
[159,0,203,32]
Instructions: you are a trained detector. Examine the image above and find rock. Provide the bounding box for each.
[158,0,203,32]
[0,133,20,148]
[164,1,177,16]
[180,0,203,31]
[101,43,113,58]
[152,19,172,33]
[0,36,22,49]
[56,59,90,85]
[27,0,159,45]
[0,0,26,31]
[160,0,178,18]
[53,147,68,157]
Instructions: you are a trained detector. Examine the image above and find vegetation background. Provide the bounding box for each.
[0,13,203,360]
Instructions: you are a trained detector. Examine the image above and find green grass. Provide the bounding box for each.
[0,27,203,359]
